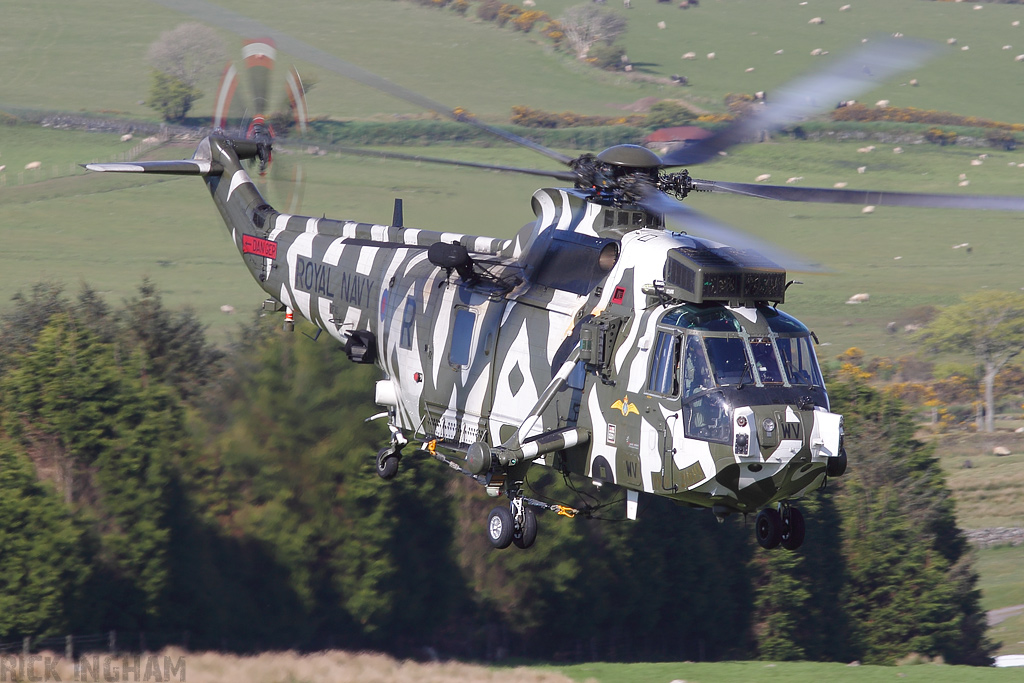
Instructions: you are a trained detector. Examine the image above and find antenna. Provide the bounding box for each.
[392,198,404,228]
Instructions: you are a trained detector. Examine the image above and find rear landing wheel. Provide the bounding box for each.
[781,506,806,551]
[512,506,538,549]
[487,506,514,549]
[755,508,783,549]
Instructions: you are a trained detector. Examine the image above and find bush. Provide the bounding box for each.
[586,42,627,70]
[477,0,501,21]
[646,100,696,129]
[924,127,958,146]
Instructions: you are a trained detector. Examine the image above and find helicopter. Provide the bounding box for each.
[87,1,1024,552]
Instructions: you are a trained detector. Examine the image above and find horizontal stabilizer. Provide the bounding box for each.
[82,159,219,176]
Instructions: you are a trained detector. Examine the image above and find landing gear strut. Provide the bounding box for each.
[487,496,539,550]
[375,422,408,481]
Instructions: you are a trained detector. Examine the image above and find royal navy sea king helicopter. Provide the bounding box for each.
[88,1,1024,552]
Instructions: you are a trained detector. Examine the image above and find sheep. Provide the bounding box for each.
[840,4,851,11]
[0,165,6,174]
[745,67,755,72]
[786,176,804,184]
[658,21,667,29]
[857,145,875,153]
[893,147,903,154]
[947,38,958,45]
[875,99,889,108]
[24,161,41,171]
[120,133,133,142]
[755,174,771,182]
[1003,45,1013,50]
[1016,55,1024,62]
[909,78,918,86]
[961,45,970,51]
[774,49,784,55]
[834,182,848,188]
[857,166,867,174]
[846,293,870,303]
[953,243,970,250]
[810,48,824,56]
[707,52,716,59]
[809,17,824,25]
[682,51,696,60]
[860,207,874,214]
[524,0,535,5]
[220,305,236,314]
[893,32,904,38]
[971,159,983,166]
[959,173,968,180]
[959,180,970,187]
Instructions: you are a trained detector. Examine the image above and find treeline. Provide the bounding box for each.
[0,281,994,664]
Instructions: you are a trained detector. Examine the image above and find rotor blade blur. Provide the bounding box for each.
[148,0,575,167]
[638,187,826,273]
[692,179,1024,211]
[661,37,941,167]
[334,146,578,182]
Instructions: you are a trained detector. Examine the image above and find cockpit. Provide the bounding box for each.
[645,303,827,443]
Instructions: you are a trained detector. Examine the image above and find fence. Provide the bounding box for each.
[0,631,189,660]
[0,132,174,188]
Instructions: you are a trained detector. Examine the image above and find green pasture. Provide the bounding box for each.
[550,659,1024,682]
[5,0,1024,126]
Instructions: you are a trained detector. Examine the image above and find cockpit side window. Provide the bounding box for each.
[776,335,824,387]
[683,334,712,397]
[647,330,681,396]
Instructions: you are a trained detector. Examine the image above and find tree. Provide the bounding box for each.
[915,290,1024,432]
[560,4,628,59]
[146,22,225,122]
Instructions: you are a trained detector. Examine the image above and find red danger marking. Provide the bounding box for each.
[243,235,278,259]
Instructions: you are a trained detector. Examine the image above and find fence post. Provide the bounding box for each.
[109,630,116,656]
[22,637,29,656]
[65,634,73,662]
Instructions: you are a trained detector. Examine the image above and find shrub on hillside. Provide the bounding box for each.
[477,0,502,21]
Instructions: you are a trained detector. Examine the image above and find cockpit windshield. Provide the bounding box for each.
[704,337,753,386]
[656,304,825,390]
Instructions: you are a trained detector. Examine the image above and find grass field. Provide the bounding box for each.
[555,659,1024,682]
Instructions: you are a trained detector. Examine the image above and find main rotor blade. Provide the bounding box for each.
[692,179,1024,211]
[661,37,940,167]
[333,146,578,182]
[637,187,826,273]
[148,0,575,167]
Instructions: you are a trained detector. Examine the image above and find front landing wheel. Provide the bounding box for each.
[376,448,400,480]
[487,506,514,549]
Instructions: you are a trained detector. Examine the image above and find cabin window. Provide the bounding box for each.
[449,308,476,367]
[647,331,680,396]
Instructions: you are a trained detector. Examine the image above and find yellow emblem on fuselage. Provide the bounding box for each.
[611,396,639,417]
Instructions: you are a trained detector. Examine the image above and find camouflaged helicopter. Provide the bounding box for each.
[88,2,1024,552]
